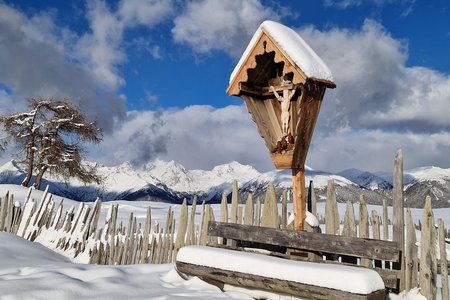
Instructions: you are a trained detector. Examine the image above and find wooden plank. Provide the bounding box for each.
[382,199,389,241]
[359,195,371,268]
[176,262,386,300]
[244,194,253,226]
[371,211,382,268]
[230,180,238,224]
[207,222,401,262]
[174,199,188,253]
[392,149,405,289]
[419,196,437,299]
[405,208,418,291]
[292,84,325,168]
[254,197,261,227]
[325,180,338,235]
[342,201,357,237]
[292,168,305,230]
[186,196,197,245]
[263,99,283,141]
[271,152,293,169]
[261,184,279,229]
[438,219,449,300]
[281,190,287,229]
[271,98,282,127]
[209,243,399,290]
[242,95,278,152]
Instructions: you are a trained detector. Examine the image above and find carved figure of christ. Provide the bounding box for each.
[270,85,296,136]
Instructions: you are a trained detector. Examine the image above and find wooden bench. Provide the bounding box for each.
[176,221,403,300]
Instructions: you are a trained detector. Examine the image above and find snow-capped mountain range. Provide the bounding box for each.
[1,159,450,207]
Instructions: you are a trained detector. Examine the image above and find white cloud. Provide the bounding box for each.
[94,105,273,171]
[308,129,450,172]
[298,20,450,134]
[94,19,450,173]
[172,0,281,57]
[0,1,174,133]
[76,0,174,89]
[324,0,416,16]
[118,0,174,28]
[0,3,126,132]
[293,20,450,171]
[324,0,415,8]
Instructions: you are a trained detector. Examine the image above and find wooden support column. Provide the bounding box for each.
[292,167,306,230]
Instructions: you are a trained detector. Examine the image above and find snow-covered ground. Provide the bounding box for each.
[0,184,441,299]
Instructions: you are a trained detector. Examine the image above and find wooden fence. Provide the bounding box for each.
[0,175,449,299]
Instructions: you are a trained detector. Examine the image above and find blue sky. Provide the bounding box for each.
[1,0,450,172]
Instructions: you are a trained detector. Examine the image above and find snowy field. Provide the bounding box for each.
[0,184,442,299]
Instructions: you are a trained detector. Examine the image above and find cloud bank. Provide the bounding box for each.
[1,1,450,173]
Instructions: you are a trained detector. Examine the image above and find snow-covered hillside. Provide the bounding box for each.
[338,168,393,190]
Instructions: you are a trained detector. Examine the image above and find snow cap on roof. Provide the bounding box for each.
[230,20,333,84]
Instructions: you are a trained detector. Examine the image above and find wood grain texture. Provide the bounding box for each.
[207,221,401,262]
[292,168,306,230]
[176,261,386,300]
[242,95,278,152]
[292,84,325,168]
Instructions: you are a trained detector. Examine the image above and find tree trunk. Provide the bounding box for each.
[33,166,48,190]
[21,140,36,187]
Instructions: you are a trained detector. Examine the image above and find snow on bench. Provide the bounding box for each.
[177,245,386,300]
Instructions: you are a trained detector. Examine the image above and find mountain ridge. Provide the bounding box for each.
[0,160,449,207]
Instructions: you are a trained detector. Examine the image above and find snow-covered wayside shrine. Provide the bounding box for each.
[0,20,447,300]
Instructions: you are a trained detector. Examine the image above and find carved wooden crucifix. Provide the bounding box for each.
[270,81,296,137]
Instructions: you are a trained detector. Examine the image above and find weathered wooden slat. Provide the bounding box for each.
[325,180,338,235]
[263,99,283,142]
[382,199,389,241]
[244,194,254,226]
[208,243,398,289]
[176,261,386,300]
[281,190,287,229]
[208,221,400,262]
[405,208,418,291]
[438,219,449,300]
[186,196,197,246]
[419,196,437,299]
[292,84,325,168]
[174,199,188,254]
[242,95,278,151]
[261,184,279,229]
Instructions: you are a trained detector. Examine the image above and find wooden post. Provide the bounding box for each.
[292,168,305,230]
[405,208,418,291]
[261,184,279,229]
[186,196,197,245]
[174,199,188,255]
[382,198,389,241]
[220,192,228,223]
[419,196,437,299]
[230,180,238,224]
[309,180,317,217]
[393,149,405,291]
[244,194,253,226]
[438,219,449,300]
[325,180,338,235]
[281,190,287,229]
[371,210,382,268]
[359,195,371,268]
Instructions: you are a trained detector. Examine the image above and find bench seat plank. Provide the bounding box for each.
[176,245,386,299]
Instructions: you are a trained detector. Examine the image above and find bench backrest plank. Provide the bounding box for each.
[208,221,401,262]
